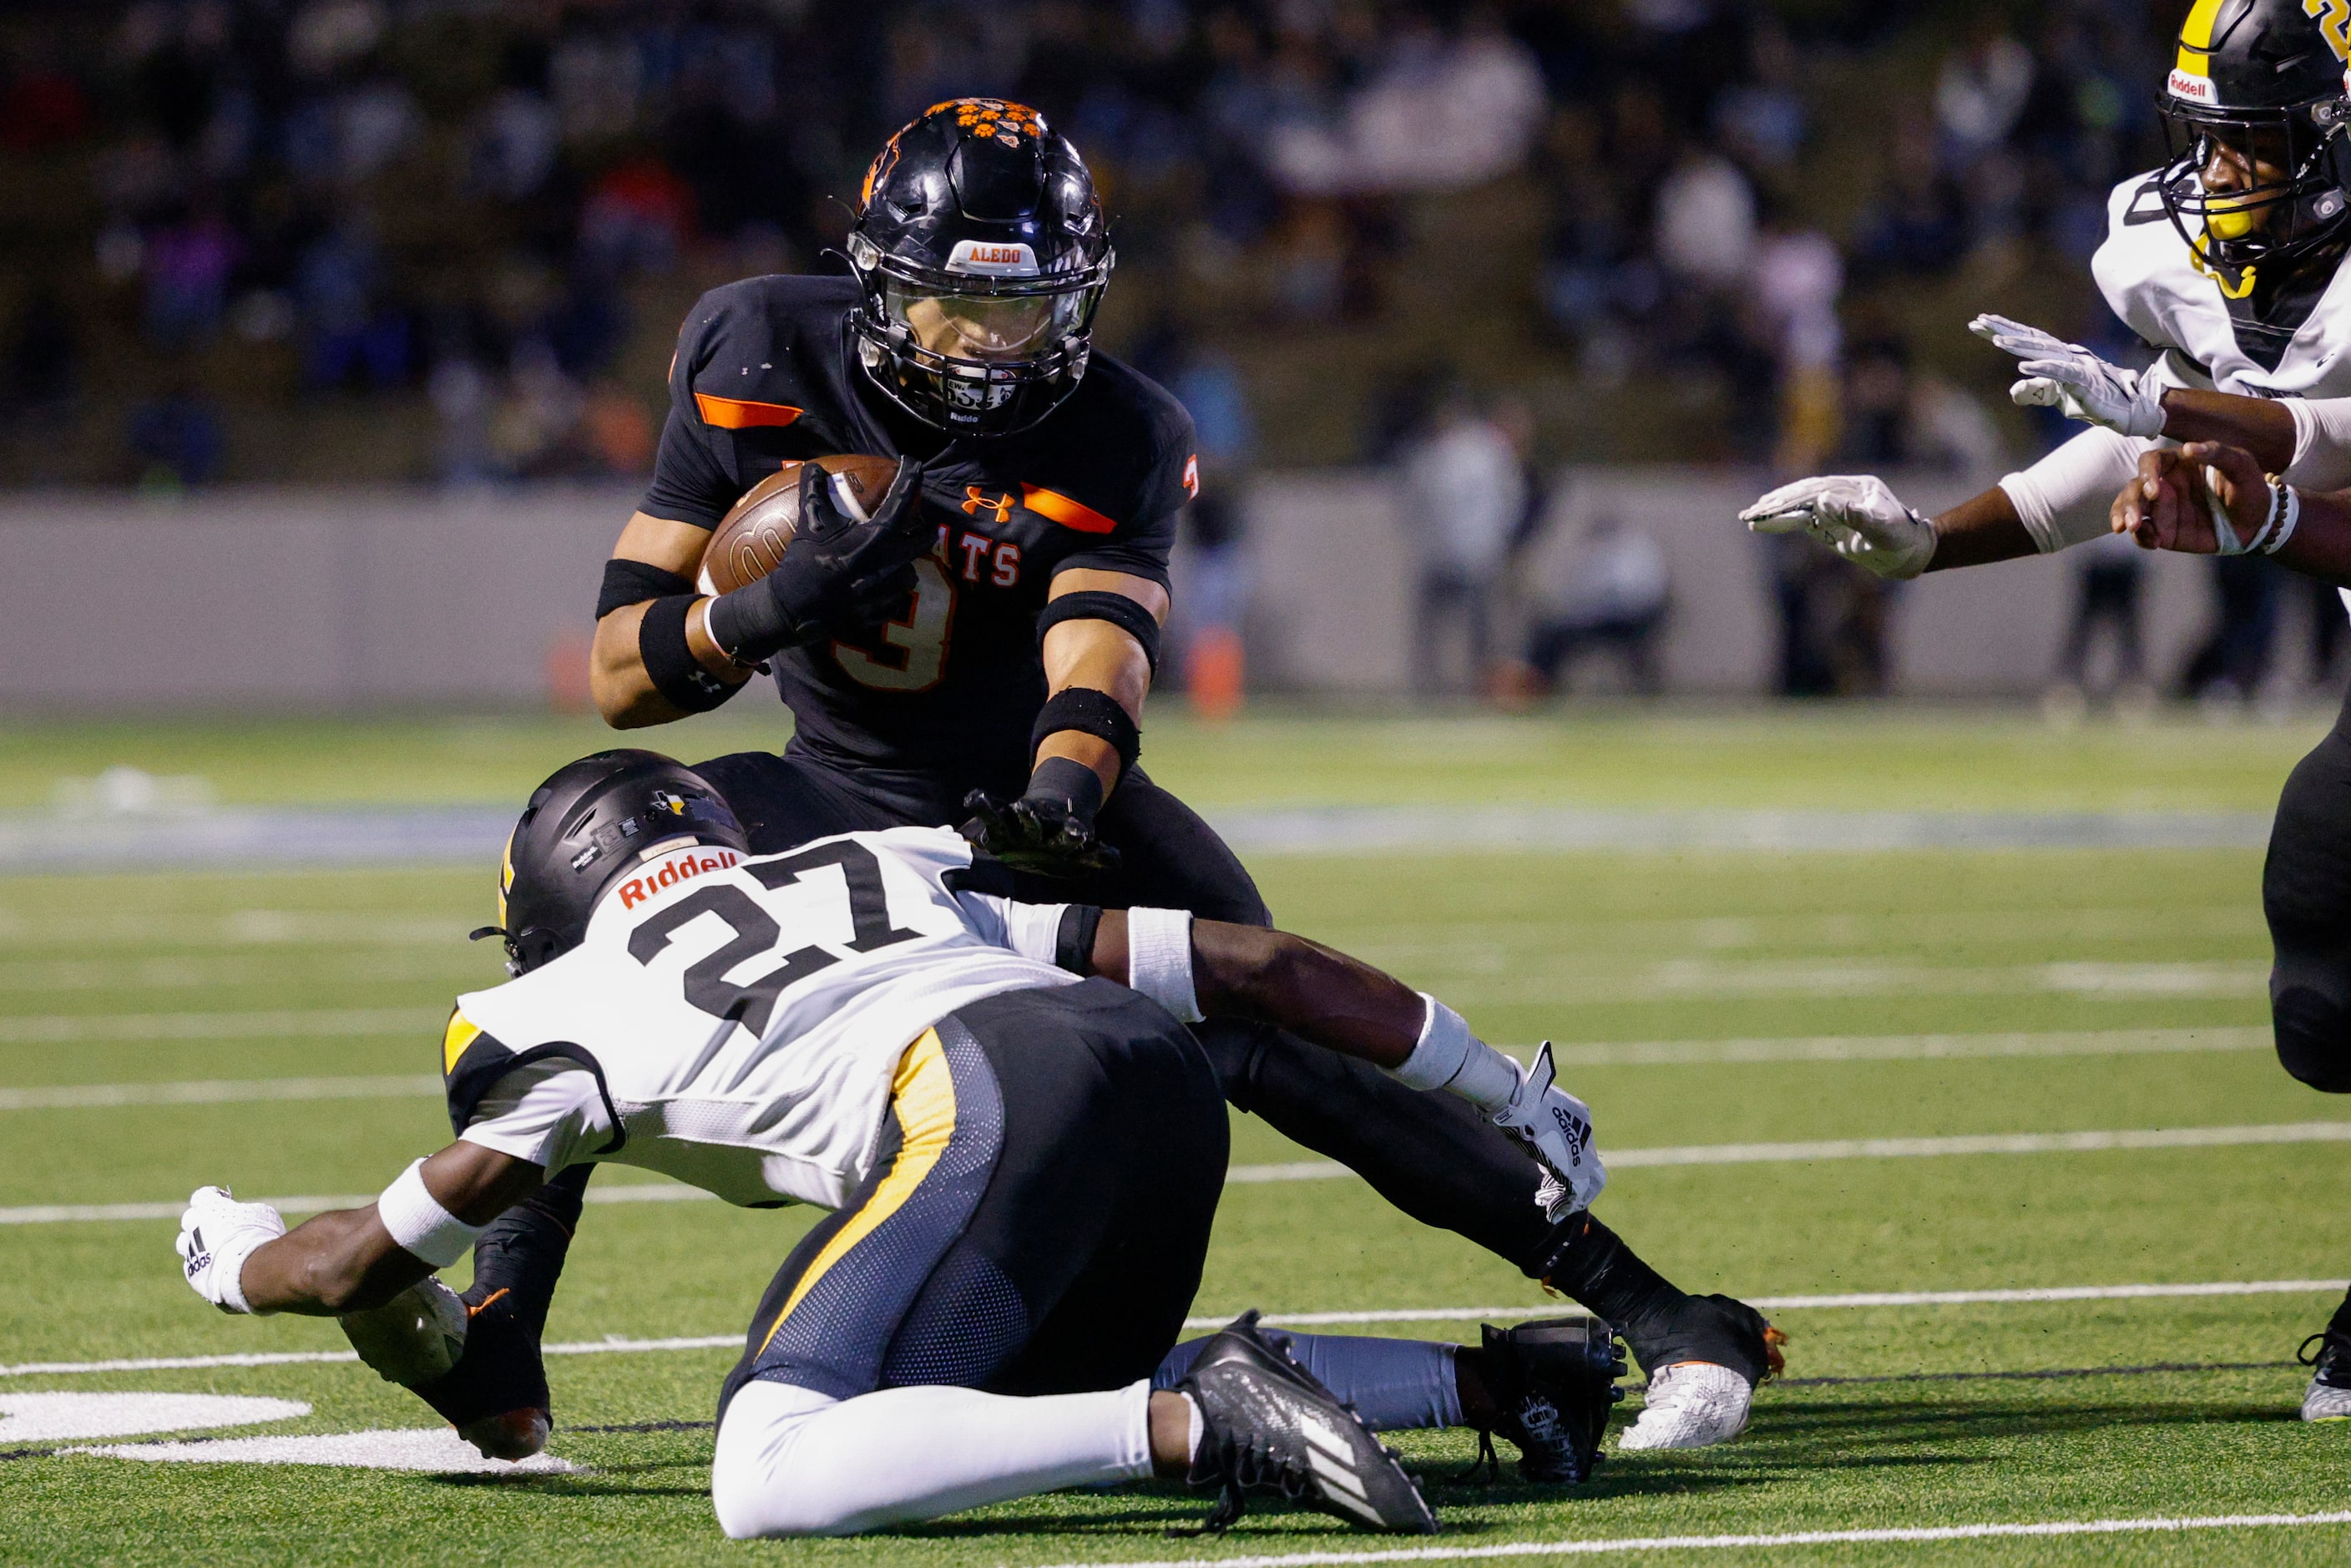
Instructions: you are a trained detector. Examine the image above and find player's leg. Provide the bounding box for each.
[2262,689,2351,1419]
[710,983,1426,1535]
[1072,770,1782,1439]
[1152,1314,1626,1484]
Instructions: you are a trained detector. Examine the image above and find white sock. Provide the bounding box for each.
[1185,1392,1203,1461]
[710,1378,1155,1539]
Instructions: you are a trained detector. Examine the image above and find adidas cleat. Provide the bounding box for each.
[2299,1290,2351,1421]
[1474,1314,1626,1484]
[1177,1310,1438,1535]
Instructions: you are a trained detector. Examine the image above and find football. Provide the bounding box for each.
[697,454,902,595]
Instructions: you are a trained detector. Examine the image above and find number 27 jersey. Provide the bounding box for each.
[442,827,1080,1211]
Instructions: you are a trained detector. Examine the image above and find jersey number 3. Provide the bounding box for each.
[624,842,920,1036]
[834,558,955,691]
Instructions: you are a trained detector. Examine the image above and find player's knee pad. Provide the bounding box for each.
[710,1380,843,1539]
[2274,985,2351,1093]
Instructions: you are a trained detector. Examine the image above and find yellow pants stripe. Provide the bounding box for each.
[757,1028,958,1354]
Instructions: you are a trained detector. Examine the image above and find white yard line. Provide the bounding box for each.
[1538,1027,2268,1067]
[1021,1510,2351,1568]
[1181,1278,2351,1328]
[0,1075,442,1110]
[0,1030,2263,1113]
[0,1008,439,1044]
[11,1278,2345,1378]
[13,1121,2351,1225]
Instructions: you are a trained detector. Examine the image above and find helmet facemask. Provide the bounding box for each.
[849,230,1110,438]
[2157,99,2351,274]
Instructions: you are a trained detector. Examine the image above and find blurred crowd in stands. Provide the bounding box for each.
[3,0,2328,708]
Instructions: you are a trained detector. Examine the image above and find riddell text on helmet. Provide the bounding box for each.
[617,848,744,910]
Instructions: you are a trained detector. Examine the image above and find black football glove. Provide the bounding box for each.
[960,758,1122,878]
[706,457,928,662]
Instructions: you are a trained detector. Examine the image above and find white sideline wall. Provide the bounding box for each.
[0,470,2272,707]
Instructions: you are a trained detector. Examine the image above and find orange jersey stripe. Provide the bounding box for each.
[694,393,803,431]
[1019,483,1118,534]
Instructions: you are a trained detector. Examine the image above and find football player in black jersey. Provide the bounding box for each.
[446,99,1779,1459]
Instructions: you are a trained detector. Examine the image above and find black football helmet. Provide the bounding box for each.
[2156,0,2351,274]
[475,751,746,975]
[846,99,1113,438]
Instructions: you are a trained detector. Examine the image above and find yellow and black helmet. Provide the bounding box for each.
[2157,0,2351,271]
[472,750,746,975]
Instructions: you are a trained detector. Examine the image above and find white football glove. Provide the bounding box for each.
[1968,313,2167,439]
[1491,1043,1605,1220]
[1741,474,1938,579]
[175,1186,285,1315]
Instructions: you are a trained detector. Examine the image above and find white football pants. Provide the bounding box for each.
[710,1378,1156,1538]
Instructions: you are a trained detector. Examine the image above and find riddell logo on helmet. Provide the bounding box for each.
[947,240,1041,277]
[618,847,741,909]
[2167,68,2217,104]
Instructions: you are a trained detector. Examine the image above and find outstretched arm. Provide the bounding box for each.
[182,1142,543,1318]
[1079,908,1604,1214]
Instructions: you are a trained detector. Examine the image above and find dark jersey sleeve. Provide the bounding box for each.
[1055,383,1196,587]
[637,302,744,529]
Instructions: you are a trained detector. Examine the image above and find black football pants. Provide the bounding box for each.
[691,741,1578,1278]
[717,979,1226,1423]
[2267,682,2351,1094]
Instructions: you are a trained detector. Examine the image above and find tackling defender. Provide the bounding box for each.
[175,751,1628,1535]
[457,97,1781,1455]
[1739,0,2351,1420]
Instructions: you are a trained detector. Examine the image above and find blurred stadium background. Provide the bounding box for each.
[0,0,2335,710]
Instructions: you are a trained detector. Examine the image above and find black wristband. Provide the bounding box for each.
[1024,755,1105,826]
[1054,903,1105,974]
[1037,591,1162,672]
[1029,688,1140,771]
[597,558,695,620]
[638,594,738,712]
[704,578,796,664]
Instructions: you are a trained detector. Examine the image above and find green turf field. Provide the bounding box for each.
[4,709,2349,1565]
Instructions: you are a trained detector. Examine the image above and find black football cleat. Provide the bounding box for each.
[2298,1287,2351,1421]
[1177,1311,1438,1535]
[1472,1315,1626,1484]
[403,1172,589,1459]
[1636,1292,1783,1385]
[410,1277,554,1459]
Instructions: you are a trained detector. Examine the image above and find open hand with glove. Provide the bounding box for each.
[1968,313,2170,439]
[1741,474,1939,579]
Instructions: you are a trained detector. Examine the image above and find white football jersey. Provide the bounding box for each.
[2091,170,2351,616]
[442,826,1080,1211]
[2094,171,2351,400]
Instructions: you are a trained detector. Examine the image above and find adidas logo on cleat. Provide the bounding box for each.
[1176,1311,1437,1535]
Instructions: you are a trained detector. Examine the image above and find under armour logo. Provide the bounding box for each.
[962,486,1015,524]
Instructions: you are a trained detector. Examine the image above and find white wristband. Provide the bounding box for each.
[1391,995,1522,1110]
[1125,908,1201,1023]
[377,1159,484,1269]
[210,1231,267,1315]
